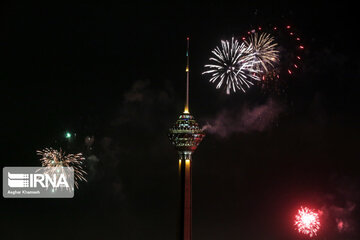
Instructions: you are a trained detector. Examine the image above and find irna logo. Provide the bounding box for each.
[3,167,74,198]
[8,172,70,188]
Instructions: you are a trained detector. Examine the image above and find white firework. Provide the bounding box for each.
[244,32,279,73]
[37,148,87,189]
[203,37,261,94]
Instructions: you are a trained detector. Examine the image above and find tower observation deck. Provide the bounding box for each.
[168,38,205,240]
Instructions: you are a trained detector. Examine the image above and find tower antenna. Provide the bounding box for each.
[184,37,190,113]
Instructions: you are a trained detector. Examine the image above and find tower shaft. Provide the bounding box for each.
[178,151,192,240]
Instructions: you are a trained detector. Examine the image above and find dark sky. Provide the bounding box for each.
[1,2,360,240]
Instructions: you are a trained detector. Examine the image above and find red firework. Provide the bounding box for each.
[242,24,305,95]
[294,207,320,237]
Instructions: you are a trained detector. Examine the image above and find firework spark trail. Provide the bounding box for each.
[295,207,321,237]
[244,32,279,73]
[37,148,87,189]
[203,37,261,94]
[240,25,305,95]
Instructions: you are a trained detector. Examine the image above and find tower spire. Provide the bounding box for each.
[184,37,190,114]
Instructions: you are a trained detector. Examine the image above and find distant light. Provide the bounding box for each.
[299,45,304,49]
[286,25,291,29]
[258,26,262,30]
[186,67,189,72]
[242,37,246,40]
[294,64,298,68]
[288,69,292,74]
[297,56,301,60]
[290,32,294,35]
[296,37,301,41]
[65,132,72,139]
[273,26,277,30]
[187,37,189,40]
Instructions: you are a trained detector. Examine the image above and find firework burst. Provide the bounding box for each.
[37,148,87,189]
[244,32,279,73]
[295,207,321,237]
[202,37,261,94]
[241,25,305,95]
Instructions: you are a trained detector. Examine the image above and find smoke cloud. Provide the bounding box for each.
[81,79,175,199]
[322,201,357,234]
[202,98,284,137]
[319,177,359,236]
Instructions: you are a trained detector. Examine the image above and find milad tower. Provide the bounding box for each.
[168,38,205,240]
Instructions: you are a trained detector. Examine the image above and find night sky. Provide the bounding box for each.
[1,2,360,240]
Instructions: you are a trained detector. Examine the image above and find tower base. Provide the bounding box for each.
[178,151,192,240]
